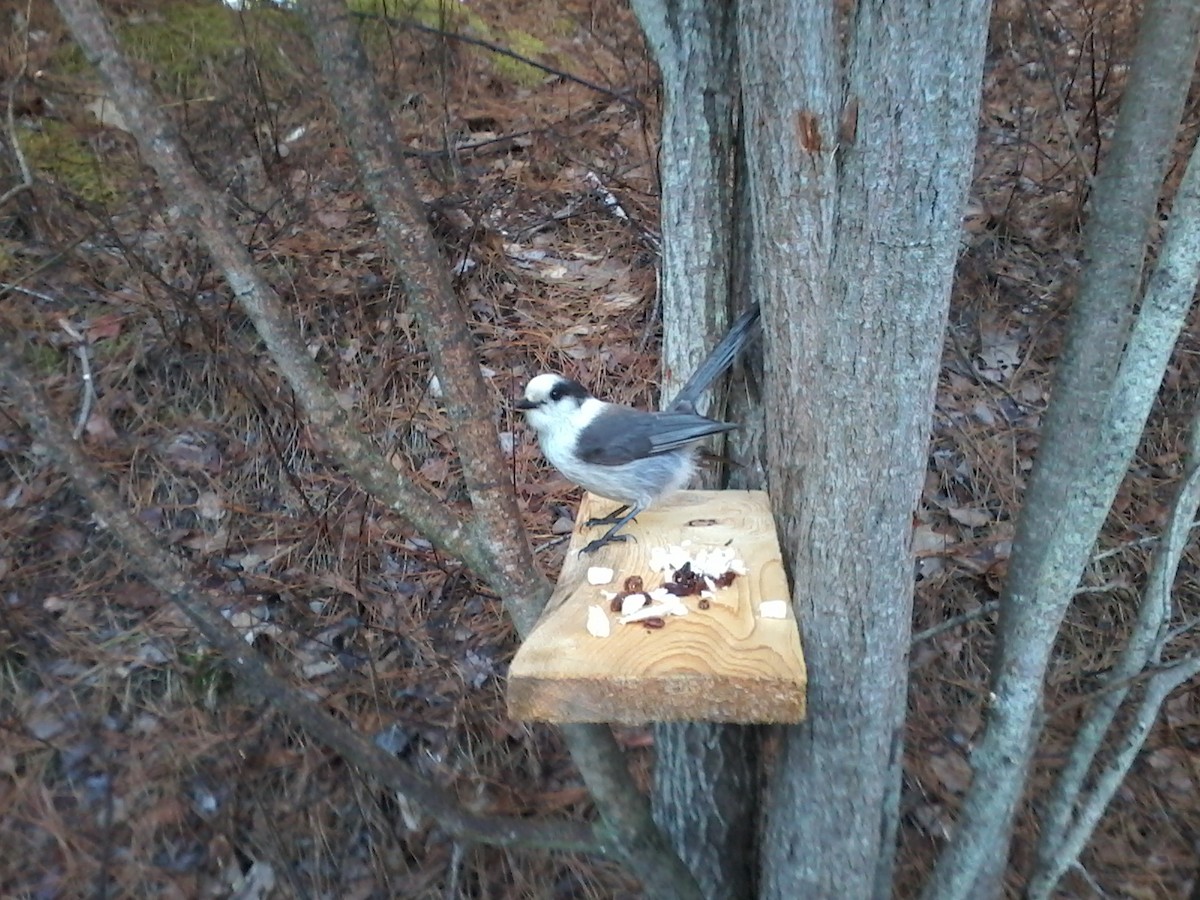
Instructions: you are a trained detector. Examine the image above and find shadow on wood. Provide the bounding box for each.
[508,490,807,723]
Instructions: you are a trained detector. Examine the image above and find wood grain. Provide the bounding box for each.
[508,490,807,723]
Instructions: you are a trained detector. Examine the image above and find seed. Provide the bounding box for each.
[624,575,644,592]
[641,616,666,629]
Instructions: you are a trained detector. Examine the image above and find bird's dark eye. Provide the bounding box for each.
[549,386,563,401]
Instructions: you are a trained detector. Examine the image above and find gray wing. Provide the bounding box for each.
[576,407,737,466]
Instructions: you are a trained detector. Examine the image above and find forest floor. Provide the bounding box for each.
[1,0,1198,897]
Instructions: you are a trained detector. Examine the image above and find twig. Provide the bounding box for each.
[1029,657,1200,899]
[585,169,661,253]
[0,282,59,303]
[1028,402,1200,898]
[0,0,35,208]
[350,11,643,110]
[911,600,1000,646]
[57,317,95,439]
[1068,860,1110,899]
[1090,518,1200,562]
[1047,654,1200,719]
[0,342,601,857]
[52,0,490,584]
[443,842,465,900]
[1020,0,1097,190]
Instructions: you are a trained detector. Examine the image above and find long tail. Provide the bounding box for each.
[666,304,761,414]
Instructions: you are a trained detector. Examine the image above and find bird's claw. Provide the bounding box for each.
[580,533,631,555]
[585,505,630,528]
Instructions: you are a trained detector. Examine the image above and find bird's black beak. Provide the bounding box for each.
[515,399,537,411]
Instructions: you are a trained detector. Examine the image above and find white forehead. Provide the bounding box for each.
[524,373,568,402]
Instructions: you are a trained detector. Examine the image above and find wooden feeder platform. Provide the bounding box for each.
[507,490,807,724]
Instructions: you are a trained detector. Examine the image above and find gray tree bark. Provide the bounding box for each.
[630,4,759,899]
[736,1,990,897]
[924,1,1200,896]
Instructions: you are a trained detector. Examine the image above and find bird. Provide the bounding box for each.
[516,305,760,554]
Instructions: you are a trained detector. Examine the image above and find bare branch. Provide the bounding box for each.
[296,0,545,635]
[56,317,95,440]
[349,10,643,109]
[296,4,703,897]
[1028,657,1200,899]
[0,0,35,208]
[924,0,1200,894]
[50,0,488,579]
[0,345,600,857]
[1029,396,1200,897]
[911,601,1000,646]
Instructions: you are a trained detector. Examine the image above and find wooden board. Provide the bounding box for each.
[507,490,807,723]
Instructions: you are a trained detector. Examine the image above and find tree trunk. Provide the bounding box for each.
[630,4,759,898]
[737,1,990,896]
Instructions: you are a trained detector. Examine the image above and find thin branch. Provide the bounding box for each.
[0,0,35,208]
[56,317,95,440]
[1029,402,1200,898]
[1,282,59,303]
[1091,519,1200,562]
[0,344,599,857]
[924,0,1200,894]
[1028,656,1200,899]
[350,11,643,109]
[911,601,1000,646]
[1047,654,1200,719]
[51,0,492,584]
[296,0,545,635]
[1020,0,1097,190]
[297,5,703,897]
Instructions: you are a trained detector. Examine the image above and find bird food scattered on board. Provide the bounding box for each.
[584,543,751,636]
[586,604,612,638]
[759,600,789,619]
[586,566,614,585]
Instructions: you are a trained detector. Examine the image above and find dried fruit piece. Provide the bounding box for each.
[713,570,738,588]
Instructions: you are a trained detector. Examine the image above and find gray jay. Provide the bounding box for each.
[517,304,760,554]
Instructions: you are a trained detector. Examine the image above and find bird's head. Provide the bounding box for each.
[516,373,591,436]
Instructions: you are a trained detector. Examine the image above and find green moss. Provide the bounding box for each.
[181,649,236,704]
[123,3,259,97]
[348,0,555,87]
[19,121,127,205]
[53,1,296,101]
[489,29,551,87]
[347,0,469,30]
[0,240,17,279]
[22,344,65,377]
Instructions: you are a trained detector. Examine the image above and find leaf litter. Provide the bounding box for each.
[0,0,1197,896]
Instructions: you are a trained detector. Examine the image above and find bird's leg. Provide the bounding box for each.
[581,503,643,555]
[585,504,630,527]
